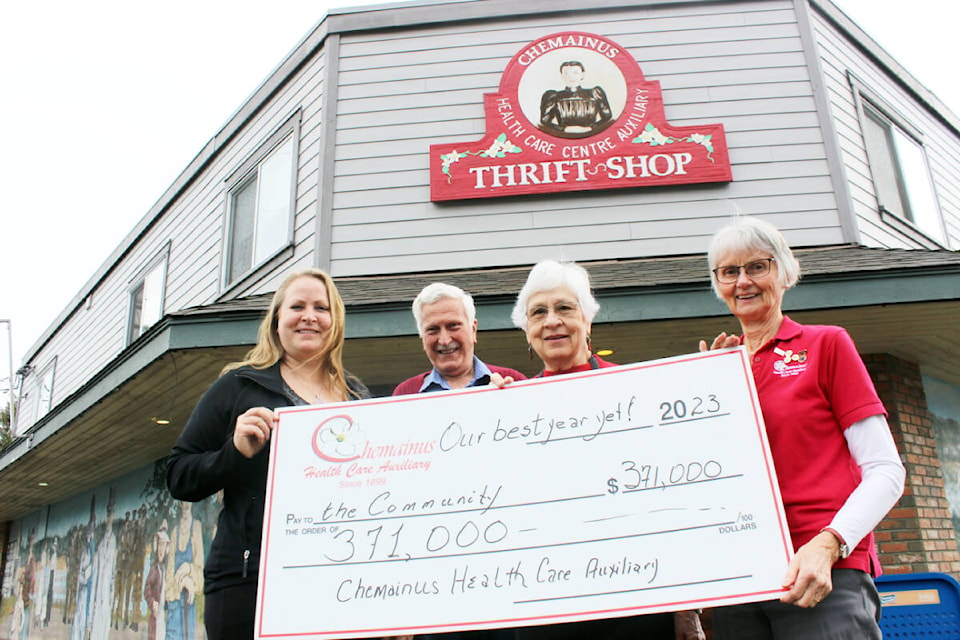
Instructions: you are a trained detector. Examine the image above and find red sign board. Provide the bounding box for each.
[430,32,732,201]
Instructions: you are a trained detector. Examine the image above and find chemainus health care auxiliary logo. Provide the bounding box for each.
[430,31,732,201]
[311,414,367,462]
[307,414,436,479]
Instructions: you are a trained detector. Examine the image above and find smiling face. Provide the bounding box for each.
[714,250,785,327]
[524,286,591,372]
[419,297,478,385]
[276,275,333,365]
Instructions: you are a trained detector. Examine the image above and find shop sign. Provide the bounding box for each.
[430,32,732,202]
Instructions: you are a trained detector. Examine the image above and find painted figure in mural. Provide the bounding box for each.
[91,489,118,640]
[392,282,527,395]
[9,585,24,640]
[701,217,906,639]
[46,539,57,628]
[35,538,55,630]
[145,521,170,640]
[164,501,204,640]
[19,529,36,640]
[166,268,370,640]
[493,259,704,640]
[113,511,131,630]
[538,60,613,139]
[35,540,47,631]
[129,505,149,630]
[71,497,97,640]
[63,528,79,625]
[112,506,147,631]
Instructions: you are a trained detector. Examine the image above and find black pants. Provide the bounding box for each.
[513,614,674,640]
[204,583,257,640]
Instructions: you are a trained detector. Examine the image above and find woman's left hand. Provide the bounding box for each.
[698,332,740,352]
[780,531,840,607]
[488,373,515,388]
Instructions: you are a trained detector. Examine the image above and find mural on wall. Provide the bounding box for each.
[430,31,732,201]
[0,460,220,640]
[925,374,960,543]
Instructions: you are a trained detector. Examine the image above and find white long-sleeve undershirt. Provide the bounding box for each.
[828,413,906,549]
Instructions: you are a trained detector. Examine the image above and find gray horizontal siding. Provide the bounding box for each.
[327,0,840,275]
[812,8,960,250]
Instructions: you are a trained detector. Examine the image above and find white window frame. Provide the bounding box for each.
[127,248,168,345]
[222,112,301,291]
[34,358,56,421]
[852,80,946,246]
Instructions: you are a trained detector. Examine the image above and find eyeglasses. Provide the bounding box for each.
[712,258,776,284]
[527,301,580,322]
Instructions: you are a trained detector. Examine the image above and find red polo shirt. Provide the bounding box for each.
[748,317,886,574]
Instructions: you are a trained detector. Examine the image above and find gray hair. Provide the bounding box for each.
[707,217,801,298]
[412,283,476,337]
[511,260,601,330]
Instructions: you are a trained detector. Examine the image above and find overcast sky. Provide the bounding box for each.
[1,0,957,407]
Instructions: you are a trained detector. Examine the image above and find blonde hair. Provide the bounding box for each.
[222,268,357,400]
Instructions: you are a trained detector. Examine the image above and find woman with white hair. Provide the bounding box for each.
[702,217,905,639]
[510,260,607,376]
[508,259,700,639]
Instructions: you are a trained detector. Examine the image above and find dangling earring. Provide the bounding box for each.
[528,344,534,360]
[586,334,593,353]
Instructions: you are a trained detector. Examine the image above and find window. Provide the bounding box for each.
[860,99,945,244]
[127,255,166,344]
[35,360,56,420]
[225,133,296,285]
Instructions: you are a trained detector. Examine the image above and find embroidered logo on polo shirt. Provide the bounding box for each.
[772,347,808,377]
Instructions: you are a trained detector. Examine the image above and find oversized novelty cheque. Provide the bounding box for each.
[256,347,792,639]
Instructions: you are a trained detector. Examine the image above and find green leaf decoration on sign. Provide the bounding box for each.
[633,124,716,162]
[439,133,523,182]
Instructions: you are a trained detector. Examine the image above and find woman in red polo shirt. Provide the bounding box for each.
[702,217,905,639]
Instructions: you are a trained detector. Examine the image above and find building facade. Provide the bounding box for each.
[2,0,959,637]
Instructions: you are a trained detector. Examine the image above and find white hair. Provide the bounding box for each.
[707,216,801,298]
[412,283,476,336]
[511,260,600,330]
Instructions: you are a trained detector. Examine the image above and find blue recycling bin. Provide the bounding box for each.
[876,572,960,638]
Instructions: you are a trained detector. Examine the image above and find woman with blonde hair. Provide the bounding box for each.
[166,268,369,640]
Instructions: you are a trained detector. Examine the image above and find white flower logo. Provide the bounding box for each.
[481,134,521,158]
[312,414,366,462]
[441,150,467,179]
[635,124,671,146]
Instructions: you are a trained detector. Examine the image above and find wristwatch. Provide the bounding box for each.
[821,527,850,559]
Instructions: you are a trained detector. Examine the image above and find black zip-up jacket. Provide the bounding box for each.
[165,361,369,594]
